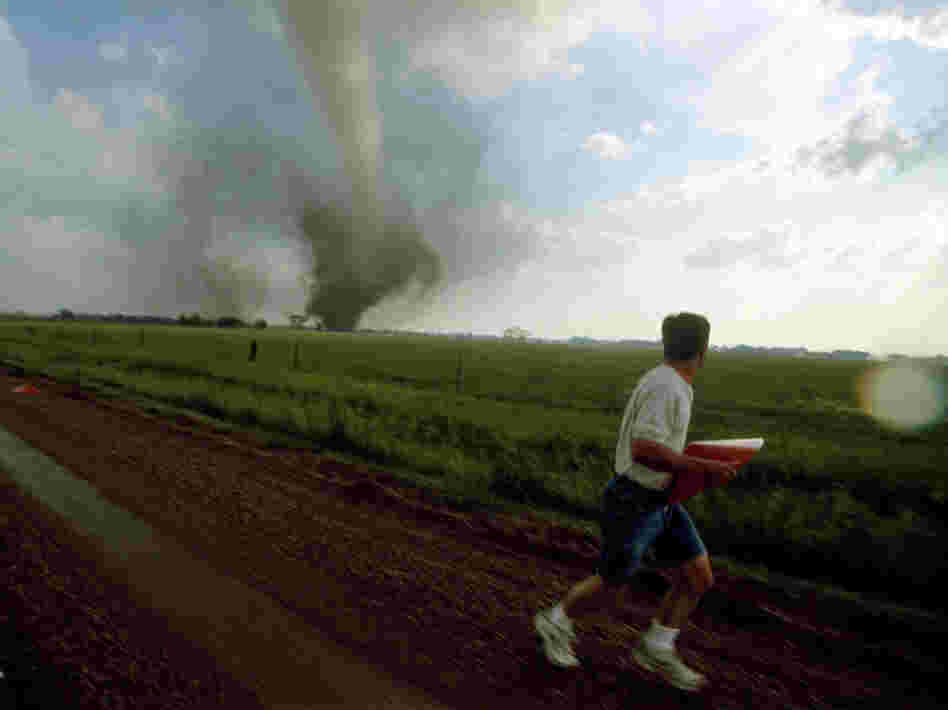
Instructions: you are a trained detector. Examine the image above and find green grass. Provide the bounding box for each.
[1,319,946,616]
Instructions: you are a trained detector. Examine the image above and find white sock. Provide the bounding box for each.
[550,603,568,626]
[643,618,679,650]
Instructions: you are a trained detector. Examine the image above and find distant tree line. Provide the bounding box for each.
[175,313,267,329]
[44,309,185,325]
[724,345,870,360]
[6,309,269,329]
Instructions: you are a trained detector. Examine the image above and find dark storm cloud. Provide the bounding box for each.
[4,0,567,328]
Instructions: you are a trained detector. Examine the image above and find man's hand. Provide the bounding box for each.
[705,460,739,488]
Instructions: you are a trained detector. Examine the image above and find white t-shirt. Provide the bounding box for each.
[614,363,694,490]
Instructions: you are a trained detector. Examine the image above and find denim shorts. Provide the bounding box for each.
[596,475,707,586]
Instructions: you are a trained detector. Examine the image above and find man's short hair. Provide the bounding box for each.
[662,312,710,362]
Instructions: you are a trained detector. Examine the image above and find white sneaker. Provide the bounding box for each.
[534,609,579,668]
[630,637,707,692]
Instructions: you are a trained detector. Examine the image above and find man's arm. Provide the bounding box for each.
[631,438,710,476]
[631,439,738,506]
[630,438,715,487]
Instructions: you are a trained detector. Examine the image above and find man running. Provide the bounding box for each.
[534,312,737,692]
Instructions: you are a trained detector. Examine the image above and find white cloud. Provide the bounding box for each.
[371,143,948,349]
[793,104,919,179]
[690,9,871,149]
[145,42,177,68]
[98,37,128,63]
[431,199,634,281]
[683,222,806,271]
[143,92,172,121]
[1,16,33,106]
[43,88,165,183]
[576,144,948,347]
[641,0,785,75]
[245,0,286,38]
[639,120,658,136]
[536,222,637,272]
[689,0,948,157]
[523,209,638,273]
[582,131,641,159]
[362,193,641,335]
[400,0,656,99]
[578,78,946,323]
[98,143,142,179]
[53,89,104,131]
[1,216,137,313]
[826,2,948,49]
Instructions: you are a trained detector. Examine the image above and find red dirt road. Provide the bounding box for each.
[0,368,943,709]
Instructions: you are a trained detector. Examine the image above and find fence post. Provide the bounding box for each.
[455,349,464,394]
[249,339,258,363]
[292,339,301,370]
[328,395,345,443]
[573,448,581,504]
[139,329,145,347]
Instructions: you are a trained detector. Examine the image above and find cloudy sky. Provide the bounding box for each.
[2,0,947,356]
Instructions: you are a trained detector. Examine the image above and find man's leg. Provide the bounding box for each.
[632,554,713,691]
[561,573,614,619]
[537,482,661,667]
[565,554,712,630]
[535,573,629,668]
[656,554,713,629]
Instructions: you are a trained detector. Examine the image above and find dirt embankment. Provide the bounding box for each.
[0,368,944,709]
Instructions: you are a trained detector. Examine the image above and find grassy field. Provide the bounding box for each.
[1,319,946,615]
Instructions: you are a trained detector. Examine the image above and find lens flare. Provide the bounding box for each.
[857,361,947,433]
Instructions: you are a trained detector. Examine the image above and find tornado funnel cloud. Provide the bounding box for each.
[299,203,441,331]
[273,0,579,330]
[274,0,446,330]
